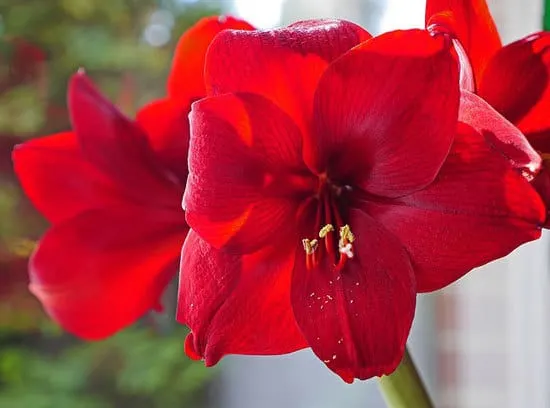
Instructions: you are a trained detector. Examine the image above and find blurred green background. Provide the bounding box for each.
[0,1,223,406]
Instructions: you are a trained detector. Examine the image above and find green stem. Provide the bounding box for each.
[377,347,434,408]
[544,0,550,30]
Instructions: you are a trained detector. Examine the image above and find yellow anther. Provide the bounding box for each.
[318,224,335,238]
[302,238,319,255]
[339,225,355,243]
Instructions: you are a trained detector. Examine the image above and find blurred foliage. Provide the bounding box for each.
[0,326,215,408]
[0,0,221,134]
[0,0,224,406]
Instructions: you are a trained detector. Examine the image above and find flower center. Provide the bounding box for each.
[301,176,355,270]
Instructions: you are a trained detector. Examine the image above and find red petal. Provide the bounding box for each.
[205,19,371,138]
[12,132,125,223]
[531,167,550,227]
[167,16,254,101]
[527,130,550,155]
[177,231,307,364]
[364,122,545,292]
[426,0,502,86]
[30,205,187,339]
[184,333,203,361]
[291,210,416,382]
[291,208,416,382]
[459,91,542,176]
[68,73,180,207]
[136,98,190,185]
[185,93,313,253]
[478,32,550,148]
[313,29,458,197]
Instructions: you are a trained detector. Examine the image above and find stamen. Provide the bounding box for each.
[302,238,319,255]
[319,224,335,238]
[339,225,355,243]
[337,225,355,263]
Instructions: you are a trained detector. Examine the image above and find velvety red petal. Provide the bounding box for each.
[177,231,307,364]
[68,73,181,207]
[459,91,542,177]
[531,167,550,227]
[205,19,371,137]
[136,98,190,185]
[12,132,125,223]
[185,93,313,253]
[364,122,545,293]
[478,32,550,148]
[426,0,502,86]
[291,208,416,382]
[313,29,458,197]
[527,130,550,156]
[29,205,187,339]
[167,16,254,101]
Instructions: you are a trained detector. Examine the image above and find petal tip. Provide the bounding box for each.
[184,333,204,361]
[68,71,98,109]
[11,142,25,162]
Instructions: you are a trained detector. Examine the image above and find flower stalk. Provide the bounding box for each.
[545,0,550,30]
[378,347,434,408]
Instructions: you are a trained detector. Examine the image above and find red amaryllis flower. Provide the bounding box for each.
[12,16,253,340]
[177,20,545,382]
[426,0,550,220]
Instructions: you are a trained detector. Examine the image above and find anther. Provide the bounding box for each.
[339,225,355,243]
[319,224,335,238]
[302,238,319,255]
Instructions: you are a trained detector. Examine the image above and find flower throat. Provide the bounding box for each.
[301,175,356,271]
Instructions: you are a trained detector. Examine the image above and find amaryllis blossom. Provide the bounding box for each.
[12,16,253,340]
[426,0,550,221]
[177,19,545,382]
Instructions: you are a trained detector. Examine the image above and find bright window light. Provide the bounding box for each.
[234,0,285,28]
[380,0,426,32]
